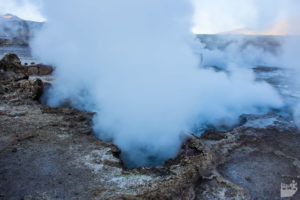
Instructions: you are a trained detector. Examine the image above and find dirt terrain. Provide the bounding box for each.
[0,54,299,200]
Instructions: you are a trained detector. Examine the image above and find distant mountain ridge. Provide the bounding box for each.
[0,14,43,45]
[217,17,300,36]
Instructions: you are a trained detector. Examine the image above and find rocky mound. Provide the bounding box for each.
[0,53,53,75]
[0,54,299,200]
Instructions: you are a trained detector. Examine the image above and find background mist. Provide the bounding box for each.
[192,0,300,34]
[193,0,300,129]
[31,0,284,166]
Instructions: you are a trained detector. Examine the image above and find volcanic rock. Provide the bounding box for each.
[30,78,44,100]
[0,53,53,77]
[0,53,23,73]
[26,64,53,76]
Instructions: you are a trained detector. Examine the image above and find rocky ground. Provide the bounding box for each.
[0,54,299,200]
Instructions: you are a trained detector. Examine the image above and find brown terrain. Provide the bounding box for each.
[0,54,299,200]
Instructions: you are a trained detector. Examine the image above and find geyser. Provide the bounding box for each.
[32,0,282,167]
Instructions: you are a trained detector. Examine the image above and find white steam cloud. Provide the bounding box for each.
[32,0,283,166]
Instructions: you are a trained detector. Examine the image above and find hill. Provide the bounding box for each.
[0,14,43,45]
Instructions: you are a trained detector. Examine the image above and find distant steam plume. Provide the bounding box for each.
[193,0,300,129]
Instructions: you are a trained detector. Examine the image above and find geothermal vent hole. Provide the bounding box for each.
[40,85,174,168]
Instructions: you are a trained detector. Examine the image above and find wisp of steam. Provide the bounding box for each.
[32,0,283,167]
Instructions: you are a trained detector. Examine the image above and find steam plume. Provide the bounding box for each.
[32,0,283,166]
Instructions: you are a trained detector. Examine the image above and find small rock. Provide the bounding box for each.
[0,53,23,73]
[31,79,44,101]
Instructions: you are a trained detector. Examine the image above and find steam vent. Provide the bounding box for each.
[1,1,300,199]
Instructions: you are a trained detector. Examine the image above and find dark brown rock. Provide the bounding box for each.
[26,64,53,76]
[31,78,44,101]
[0,54,53,76]
[0,53,23,73]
